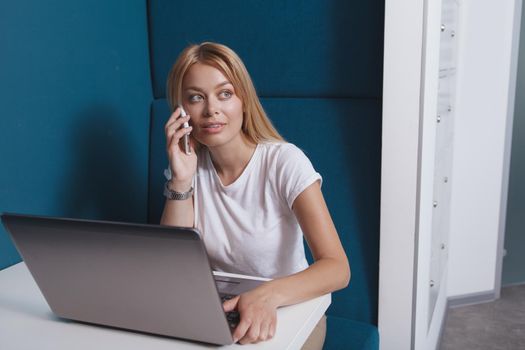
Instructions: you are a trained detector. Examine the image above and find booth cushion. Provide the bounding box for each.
[147,1,383,347]
[147,0,384,99]
[324,316,380,350]
[148,97,381,325]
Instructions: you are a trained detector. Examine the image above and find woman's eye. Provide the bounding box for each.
[189,95,203,102]
[219,90,233,99]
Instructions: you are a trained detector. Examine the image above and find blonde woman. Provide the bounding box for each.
[161,42,350,349]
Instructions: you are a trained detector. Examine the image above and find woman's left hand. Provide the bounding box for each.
[222,285,279,344]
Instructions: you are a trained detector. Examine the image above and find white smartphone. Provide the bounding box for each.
[179,106,191,155]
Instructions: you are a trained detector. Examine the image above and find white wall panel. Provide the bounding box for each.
[448,0,521,298]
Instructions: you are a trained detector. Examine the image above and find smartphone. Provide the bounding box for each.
[179,106,191,155]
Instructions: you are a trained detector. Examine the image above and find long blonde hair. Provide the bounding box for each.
[166,42,284,145]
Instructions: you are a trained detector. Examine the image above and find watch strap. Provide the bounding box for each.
[163,181,194,200]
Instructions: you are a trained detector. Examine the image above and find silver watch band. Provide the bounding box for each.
[163,181,194,200]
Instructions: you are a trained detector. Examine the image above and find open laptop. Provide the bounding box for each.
[1,213,265,345]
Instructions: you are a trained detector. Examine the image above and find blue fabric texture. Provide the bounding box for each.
[324,316,380,350]
[147,0,384,99]
[0,0,152,270]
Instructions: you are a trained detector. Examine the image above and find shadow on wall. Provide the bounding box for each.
[58,105,145,223]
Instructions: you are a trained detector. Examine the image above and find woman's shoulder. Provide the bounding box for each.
[258,141,304,158]
[257,141,313,170]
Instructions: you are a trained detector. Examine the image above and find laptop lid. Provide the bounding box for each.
[1,213,234,345]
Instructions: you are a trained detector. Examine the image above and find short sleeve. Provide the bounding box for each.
[275,144,322,209]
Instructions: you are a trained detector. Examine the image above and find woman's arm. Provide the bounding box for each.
[160,180,195,227]
[223,181,350,343]
[266,180,350,304]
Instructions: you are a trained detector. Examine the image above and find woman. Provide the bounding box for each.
[161,42,350,348]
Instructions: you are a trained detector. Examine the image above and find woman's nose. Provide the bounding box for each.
[204,99,220,117]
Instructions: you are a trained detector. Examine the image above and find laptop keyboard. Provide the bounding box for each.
[220,294,240,329]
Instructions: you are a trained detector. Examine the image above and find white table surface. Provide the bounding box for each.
[0,262,330,350]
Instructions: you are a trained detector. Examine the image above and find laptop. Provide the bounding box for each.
[1,213,265,345]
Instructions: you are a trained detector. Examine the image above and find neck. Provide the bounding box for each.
[208,134,257,185]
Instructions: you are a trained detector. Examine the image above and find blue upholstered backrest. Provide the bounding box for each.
[0,1,153,270]
[147,0,383,325]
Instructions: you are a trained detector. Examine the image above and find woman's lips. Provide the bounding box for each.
[201,123,226,134]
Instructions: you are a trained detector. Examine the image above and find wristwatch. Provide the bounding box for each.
[163,181,194,200]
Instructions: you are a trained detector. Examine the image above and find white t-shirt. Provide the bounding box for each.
[165,142,322,279]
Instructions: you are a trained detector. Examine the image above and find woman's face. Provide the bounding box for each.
[181,63,244,150]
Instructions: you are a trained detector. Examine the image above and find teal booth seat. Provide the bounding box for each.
[0,1,382,347]
[146,1,383,349]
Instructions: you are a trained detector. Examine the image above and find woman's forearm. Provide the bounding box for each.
[262,257,350,308]
[160,180,194,227]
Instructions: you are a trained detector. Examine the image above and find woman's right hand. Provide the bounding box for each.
[164,107,197,191]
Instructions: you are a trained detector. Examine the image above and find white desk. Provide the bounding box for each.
[0,263,330,350]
